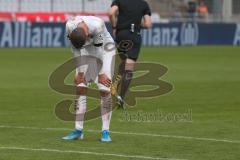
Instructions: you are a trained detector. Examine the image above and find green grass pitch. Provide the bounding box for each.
[0,46,240,160]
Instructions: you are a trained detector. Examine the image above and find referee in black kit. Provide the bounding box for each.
[108,0,152,108]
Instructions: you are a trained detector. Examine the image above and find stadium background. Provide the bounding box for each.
[0,0,240,46]
[0,1,240,160]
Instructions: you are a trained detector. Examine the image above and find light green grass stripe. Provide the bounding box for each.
[0,125,240,144]
[0,146,186,160]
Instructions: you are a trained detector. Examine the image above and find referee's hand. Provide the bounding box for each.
[112,28,116,38]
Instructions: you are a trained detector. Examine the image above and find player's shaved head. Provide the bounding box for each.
[69,27,87,49]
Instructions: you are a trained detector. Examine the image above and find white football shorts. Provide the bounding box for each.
[73,44,116,92]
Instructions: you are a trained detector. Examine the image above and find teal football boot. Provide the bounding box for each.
[62,129,83,140]
[101,130,112,142]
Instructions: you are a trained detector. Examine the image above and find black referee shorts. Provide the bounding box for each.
[116,30,142,61]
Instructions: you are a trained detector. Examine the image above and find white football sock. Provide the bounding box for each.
[75,95,86,130]
[101,94,112,131]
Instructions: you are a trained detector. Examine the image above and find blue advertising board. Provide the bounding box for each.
[141,23,240,46]
[0,22,68,48]
[0,22,240,47]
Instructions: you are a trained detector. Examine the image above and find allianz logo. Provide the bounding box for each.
[181,23,199,45]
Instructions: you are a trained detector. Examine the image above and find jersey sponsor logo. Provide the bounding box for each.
[180,22,199,45]
[97,34,103,41]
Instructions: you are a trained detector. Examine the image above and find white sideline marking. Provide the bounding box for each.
[0,125,240,144]
[0,146,186,160]
[107,130,240,144]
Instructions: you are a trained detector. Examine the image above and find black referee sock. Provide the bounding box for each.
[115,62,125,91]
[120,70,133,100]
[118,62,125,75]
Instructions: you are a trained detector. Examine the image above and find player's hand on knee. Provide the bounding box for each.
[98,74,112,87]
[74,73,86,85]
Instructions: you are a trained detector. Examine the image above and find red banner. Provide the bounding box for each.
[0,13,13,21]
[0,12,108,22]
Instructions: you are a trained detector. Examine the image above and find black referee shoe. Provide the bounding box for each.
[117,96,125,109]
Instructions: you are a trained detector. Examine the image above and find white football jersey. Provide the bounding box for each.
[66,16,114,47]
[66,16,116,79]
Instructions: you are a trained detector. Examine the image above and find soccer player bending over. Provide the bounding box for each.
[62,16,116,142]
